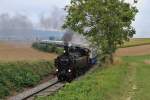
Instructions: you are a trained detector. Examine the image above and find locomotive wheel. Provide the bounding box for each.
[67,71,76,82]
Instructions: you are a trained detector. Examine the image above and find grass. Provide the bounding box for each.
[122,38,150,48]
[0,61,54,99]
[37,55,150,100]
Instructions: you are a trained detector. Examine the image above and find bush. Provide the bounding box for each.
[55,47,64,55]
[32,42,63,54]
[0,61,54,99]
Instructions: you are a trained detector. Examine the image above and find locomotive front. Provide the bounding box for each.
[55,45,76,82]
[55,44,94,82]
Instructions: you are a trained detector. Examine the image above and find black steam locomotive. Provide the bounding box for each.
[55,44,97,82]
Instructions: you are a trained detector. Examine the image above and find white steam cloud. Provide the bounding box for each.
[39,6,66,31]
[0,6,66,42]
[0,13,34,41]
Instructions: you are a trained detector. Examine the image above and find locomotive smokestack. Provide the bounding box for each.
[62,29,73,43]
[64,43,69,55]
[62,29,74,55]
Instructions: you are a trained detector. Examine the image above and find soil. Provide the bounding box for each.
[0,42,57,62]
[115,45,150,57]
[144,60,150,65]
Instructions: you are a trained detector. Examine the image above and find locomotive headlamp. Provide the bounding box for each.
[56,69,59,72]
[68,69,71,72]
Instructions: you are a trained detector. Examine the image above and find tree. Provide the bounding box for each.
[63,0,138,63]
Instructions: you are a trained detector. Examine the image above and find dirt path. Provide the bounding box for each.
[115,45,150,57]
[121,63,137,100]
[0,42,57,62]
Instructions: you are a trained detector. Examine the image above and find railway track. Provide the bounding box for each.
[8,77,65,100]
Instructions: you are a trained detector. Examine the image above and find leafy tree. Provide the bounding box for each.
[63,0,138,63]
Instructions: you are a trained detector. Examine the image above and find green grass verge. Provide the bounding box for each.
[37,61,129,100]
[0,61,54,99]
[37,55,150,100]
[121,38,150,48]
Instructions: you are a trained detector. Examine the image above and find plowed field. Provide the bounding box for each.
[115,44,150,56]
[0,42,57,62]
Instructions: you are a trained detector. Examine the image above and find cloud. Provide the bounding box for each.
[0,0,70,22]
[0,0,149,38]
[39,7,66,30]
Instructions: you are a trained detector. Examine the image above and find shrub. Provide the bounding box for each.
[32,42,63,54]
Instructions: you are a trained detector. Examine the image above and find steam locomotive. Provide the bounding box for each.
[55,44,97,82]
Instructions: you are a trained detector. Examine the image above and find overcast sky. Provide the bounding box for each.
[0,0,70,22]
[0,0,149,38]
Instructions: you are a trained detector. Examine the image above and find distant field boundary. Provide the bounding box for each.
[120,38,150,48]
[121,43,150,48]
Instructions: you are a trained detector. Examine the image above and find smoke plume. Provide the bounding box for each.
[40,6,66,31]
[62,29,89,47]
[62,29,74,43]
[0,6,66,42]
[0,13,34,41]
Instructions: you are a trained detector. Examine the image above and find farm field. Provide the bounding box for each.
[122,38,150,48]
[115,44,150,56]
[0,61,54,99]
[37,55,150,100]
[0,38,148,62]
[0,42,57,62]
[0,42,58,99]
[116,38,150,56]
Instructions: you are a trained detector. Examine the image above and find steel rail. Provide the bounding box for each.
[8,77,64,100]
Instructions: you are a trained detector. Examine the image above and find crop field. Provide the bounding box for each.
[37,55,150,100]
[0,42,57,99]
[0,42,57,62]
[0,38,149,62]
[122,38,150,48]
[0,61,54,99]
[115,44,150,56]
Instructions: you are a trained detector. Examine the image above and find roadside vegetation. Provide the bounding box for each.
[37,55,150,100]
[32,42,63,55]
[122,38,150,48]
[0,61,54,99]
